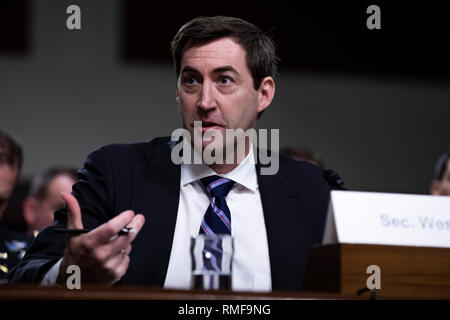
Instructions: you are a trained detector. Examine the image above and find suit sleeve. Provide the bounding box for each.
[6,146,116,283]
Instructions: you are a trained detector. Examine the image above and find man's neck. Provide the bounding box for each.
[208,142,251,174]
[209,162,240,174]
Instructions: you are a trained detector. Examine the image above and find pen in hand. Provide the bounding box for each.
[53,227,136,235]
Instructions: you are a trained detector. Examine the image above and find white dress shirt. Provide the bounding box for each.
[43,147,272,291]
[164,147,272,291]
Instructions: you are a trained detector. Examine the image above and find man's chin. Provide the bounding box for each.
[201,138,220,150]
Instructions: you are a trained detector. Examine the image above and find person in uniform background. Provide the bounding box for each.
[0,130,32,281]
[22,167,78,237]
[430,150,450,196]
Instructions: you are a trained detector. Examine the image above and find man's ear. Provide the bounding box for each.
[22,197,38,227]
[430,180,441,195]
[256,76,275,113]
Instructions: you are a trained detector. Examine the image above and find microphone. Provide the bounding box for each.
[323,169,347,190]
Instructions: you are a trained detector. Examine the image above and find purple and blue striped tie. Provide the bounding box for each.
[199,175,235,236]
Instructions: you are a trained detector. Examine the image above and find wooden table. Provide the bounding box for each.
[0,284,363,300]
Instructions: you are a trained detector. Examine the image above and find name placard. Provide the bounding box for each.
[323,191,450,248]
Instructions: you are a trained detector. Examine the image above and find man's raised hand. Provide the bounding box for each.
[56,192,145,286]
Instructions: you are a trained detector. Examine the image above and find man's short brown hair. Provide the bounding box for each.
[29,167,78,201]
[171,16,279,91]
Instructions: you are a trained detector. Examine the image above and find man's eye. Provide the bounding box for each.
[219,76,232,85]
[184,77,198,85]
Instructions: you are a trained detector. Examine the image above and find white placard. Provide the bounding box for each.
[323,191,450,248]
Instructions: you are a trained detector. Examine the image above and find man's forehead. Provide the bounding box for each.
[47,174,75,193]
[181,37,246,69]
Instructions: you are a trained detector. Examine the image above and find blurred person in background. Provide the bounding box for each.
[23,167,78,237]
[0,130,32,281]
[282,146,348,190]
[430,150,450,196]
[281,146,324,168]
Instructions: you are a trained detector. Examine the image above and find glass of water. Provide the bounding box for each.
[190,234,233,290]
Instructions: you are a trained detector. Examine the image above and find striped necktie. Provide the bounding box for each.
[199,175,235,236]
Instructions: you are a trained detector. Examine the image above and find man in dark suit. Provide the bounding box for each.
[7,16,330,291]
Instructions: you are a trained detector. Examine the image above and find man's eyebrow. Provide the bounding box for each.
[180,65,240,76]
[212,66,240,76]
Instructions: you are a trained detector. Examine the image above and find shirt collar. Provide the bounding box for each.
[181,146,258,192]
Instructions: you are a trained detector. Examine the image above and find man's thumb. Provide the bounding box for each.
[61,192,83,229]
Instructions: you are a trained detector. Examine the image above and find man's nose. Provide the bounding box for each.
[197,81,217,112]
